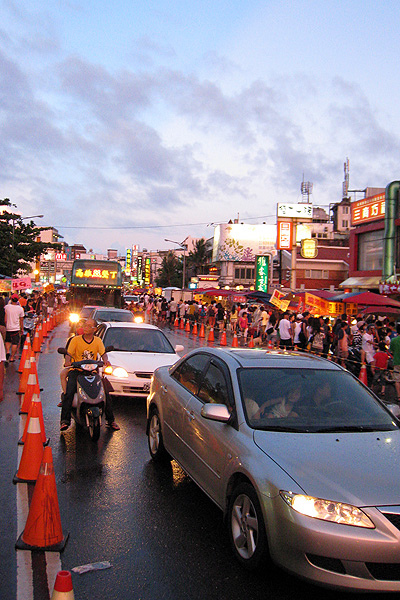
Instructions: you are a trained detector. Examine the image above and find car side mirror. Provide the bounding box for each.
[201,403,231,423]
[175,345,184,353]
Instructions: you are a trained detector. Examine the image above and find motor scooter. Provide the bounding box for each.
[58,348,110,441]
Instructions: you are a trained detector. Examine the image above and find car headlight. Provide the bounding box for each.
[134,316,144,323]
[108,367,129,378]
[280,491,375,528]
[69,313,80,323]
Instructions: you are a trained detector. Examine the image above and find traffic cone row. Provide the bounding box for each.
[13,308,68,559]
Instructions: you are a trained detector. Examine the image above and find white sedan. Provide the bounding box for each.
[96,322,184,398]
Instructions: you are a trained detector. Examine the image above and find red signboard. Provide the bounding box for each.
[351,193,385,226]
[277,220,293,250]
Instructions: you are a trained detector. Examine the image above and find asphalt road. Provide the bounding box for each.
[0,321,384,600]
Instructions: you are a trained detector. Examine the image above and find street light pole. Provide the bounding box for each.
[164,238,188,289]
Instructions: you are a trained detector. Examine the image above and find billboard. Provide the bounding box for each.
[255,255,270,292]
[351,193,385,226]
[212,224,276,262]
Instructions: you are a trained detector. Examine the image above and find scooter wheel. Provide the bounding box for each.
[89,416,100,442]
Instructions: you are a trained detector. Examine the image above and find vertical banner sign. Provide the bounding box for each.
[144,257,151,285]
[277,220,293,250]
[137,257,143,285]
[255,255,270,292]
[126,248,131,274]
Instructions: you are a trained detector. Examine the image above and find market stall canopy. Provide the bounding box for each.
[339,276,381,289]
[341,291,400,308]
[245,291,272,303]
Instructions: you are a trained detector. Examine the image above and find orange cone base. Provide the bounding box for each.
[18,436,50,447]
[15,531,69,553]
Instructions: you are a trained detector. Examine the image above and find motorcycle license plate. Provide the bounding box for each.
[143,382,151,392]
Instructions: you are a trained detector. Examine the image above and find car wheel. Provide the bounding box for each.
[148,409,170,462]
[228,483,267,570]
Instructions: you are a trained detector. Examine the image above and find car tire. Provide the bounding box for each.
[148,409,171,462]
[228,483,268,570]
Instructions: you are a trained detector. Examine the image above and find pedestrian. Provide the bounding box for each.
[293,314,303,348]
[0,296,6,342]
[4,294,24,363]
[337,321,349,367]
[278,312,293,349]
[390,324,400,400]
[0,333,5,401]
[169,297,178,324]
[216,303,225,332]
[229,304,238,332]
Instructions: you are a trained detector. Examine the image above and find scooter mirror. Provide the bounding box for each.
[57,347,67,355]
[105,345,114,352]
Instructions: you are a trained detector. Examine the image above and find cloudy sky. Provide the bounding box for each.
[1,0,400,253]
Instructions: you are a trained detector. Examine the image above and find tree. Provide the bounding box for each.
[0,198,60,277]
[155,251,183,288]
[186,238,210,278]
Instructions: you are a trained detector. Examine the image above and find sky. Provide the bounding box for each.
[1,0,400,254]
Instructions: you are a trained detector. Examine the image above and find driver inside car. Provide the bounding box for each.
[60,318,120,432]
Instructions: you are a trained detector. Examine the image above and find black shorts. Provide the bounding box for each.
[6,330,20,345]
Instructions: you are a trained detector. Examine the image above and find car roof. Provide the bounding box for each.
[94,307,131,313]
[184,347,341,371]
[99,321,162,332]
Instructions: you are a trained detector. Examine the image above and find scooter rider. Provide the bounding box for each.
[60,318,120,432]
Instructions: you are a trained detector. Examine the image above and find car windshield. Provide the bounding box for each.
[80,306,94,318]
[95,310,133,322]
[103,327,175,353]
[238,368,398,433]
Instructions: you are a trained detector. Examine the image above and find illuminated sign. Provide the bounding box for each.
[71,260,122,287]
[277,204,313,219]
[137,257,143,285]
[144,257,151,285]
[270,289,285,308]
[277,221,293,250]
[300,238,318,258]
[126,248,132,271]
[351,193,385,225]
[255,255,270,292]
[55,253,67,261]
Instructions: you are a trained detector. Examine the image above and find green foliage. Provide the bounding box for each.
[155,251,183,288]
[186,238,210,277]
[0,198,61,277]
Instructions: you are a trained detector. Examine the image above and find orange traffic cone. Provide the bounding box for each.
[20,393,49,445]
[192,322,198,335]
[208,327,215,343]
[32,328,41,353]
[248,335,254,348]
[19,361,41,414]
[185,320,191,332]
[199,323,205,338]
[267,339,274,351]
[17,354,32,396]
[179,318,185,330]
[220,330,227,346]
[232,332,238,348]
[51,571,75,600]
[38,322,44,347]
[13,404,44,483]
[359,364,368,386]
[15,446,69,552]
[174,317,179,327]
[18,335,31,373]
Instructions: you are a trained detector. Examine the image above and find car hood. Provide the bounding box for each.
[108,351,179,373]
[254,429,400,507]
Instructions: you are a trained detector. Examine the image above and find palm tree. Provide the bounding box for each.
[186,238,210,278]
[155,251,182,287]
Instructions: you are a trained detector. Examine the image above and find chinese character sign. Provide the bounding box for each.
[277,221,293,250]
[351,193,385,225]
[255,255,270,292]
[144,257,151,285]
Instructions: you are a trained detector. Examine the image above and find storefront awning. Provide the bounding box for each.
[339,276,381,289]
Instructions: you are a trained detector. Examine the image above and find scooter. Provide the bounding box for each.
[58,348,108,441]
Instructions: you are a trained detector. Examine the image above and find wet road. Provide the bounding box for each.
[0,321,383,600]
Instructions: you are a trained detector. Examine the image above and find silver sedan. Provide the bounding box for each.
[147,347,400,592]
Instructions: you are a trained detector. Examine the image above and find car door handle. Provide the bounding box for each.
[161,385,168,393]
[185,409,195,421]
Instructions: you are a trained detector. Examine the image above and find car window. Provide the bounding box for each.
[197,362,229,406]
[172,354,209,395]
[238,368,398,432]
[103,327,175,353]
[81,306,94,318]
[95,310,133,322]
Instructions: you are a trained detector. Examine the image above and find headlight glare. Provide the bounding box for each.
[69,313,80,323]
[280,491,374,528]
[112,367,129,378]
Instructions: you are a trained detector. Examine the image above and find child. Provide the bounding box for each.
[372,342,392,397]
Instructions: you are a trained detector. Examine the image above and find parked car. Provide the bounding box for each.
[96,322,184,398]
[123,294,140,304]
[146,347,400,592]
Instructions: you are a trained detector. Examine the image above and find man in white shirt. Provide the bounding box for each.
[0,333,5,400]
[5,294,24,362]
[278,312,293,349]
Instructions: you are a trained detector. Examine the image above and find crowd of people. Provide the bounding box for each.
[122,294,400,398]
